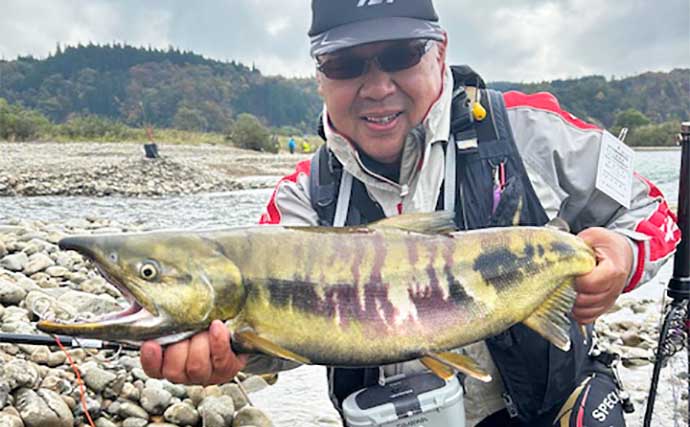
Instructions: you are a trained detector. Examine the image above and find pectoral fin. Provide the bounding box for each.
[427,352,492,383]
[522,281,575,352]
[233,330,311,364]
[420,356,455,381]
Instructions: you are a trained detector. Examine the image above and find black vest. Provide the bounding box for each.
[309,66,593,423]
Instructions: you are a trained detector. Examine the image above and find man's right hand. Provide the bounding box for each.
[140,320,248,385]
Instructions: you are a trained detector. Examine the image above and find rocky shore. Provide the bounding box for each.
[0,142,310,197]
[0,219,282,427]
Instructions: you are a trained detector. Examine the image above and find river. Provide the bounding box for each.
[0,149,684,426]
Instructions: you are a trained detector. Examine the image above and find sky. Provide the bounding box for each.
[1,0,688,83]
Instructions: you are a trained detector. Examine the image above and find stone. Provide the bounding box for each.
[232,407,272,427]
[83,365,117,393]
[14,388,73,427]
[220,383,248,410]
[23,253,55,275]
[0,279,26,305]
[94,417,119,427]
[2,359,40,390]
[198,395,235,427]
[163,401,200,426]
[118,401,149,420]
[0,412,23,427]
[0,252,29,272]
[140,386,172,415]
[122,418,148,427]
[121,382,140,401]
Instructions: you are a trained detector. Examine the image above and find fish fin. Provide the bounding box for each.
[420,356,456,381]
[545,218,571,233]
[427,352,492,383]
[233,330,311,364]
[522,281,575,352]
[371,211,457,234]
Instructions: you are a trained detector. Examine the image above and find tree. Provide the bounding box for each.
[614,108,651,129]
[228,113,275,153]
[172,106,208,131]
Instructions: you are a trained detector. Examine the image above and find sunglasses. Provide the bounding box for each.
[316,39,434,80]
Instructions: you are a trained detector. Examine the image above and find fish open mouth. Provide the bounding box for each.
[36,260,160,335]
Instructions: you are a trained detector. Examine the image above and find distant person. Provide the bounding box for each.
[288,137,296,154]
[141,1,679,426]
[301,140,311,153]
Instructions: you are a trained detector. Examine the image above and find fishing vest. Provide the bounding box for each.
[308,66,593,423]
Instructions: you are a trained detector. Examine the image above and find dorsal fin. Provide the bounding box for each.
[370,211,457,234]
[545,218,570,233]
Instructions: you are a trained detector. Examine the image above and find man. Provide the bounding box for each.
[140,1,679,426]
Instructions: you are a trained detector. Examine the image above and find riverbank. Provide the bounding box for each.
[0,142,310,197]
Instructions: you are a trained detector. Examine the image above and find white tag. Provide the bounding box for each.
[595,133,634,209]
[74,338,103,349]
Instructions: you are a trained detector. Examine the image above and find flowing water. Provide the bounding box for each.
[0,149,683,426]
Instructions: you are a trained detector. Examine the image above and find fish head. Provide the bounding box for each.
[37,231,245,344]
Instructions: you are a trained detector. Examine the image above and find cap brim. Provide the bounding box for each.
[310,17,444,57]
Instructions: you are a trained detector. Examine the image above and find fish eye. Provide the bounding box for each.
[108,252,118,263]
[139,262,159,281]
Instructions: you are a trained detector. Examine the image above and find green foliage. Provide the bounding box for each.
[624,121,681,147]
[57,114,140,141]
[0,98,51,141]
[614,108,651,129]
[173,106,209,132]
[228,113,276,153]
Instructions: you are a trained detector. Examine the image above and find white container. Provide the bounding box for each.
[342,372,465,427]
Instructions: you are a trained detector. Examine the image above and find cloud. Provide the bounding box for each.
[1,0,687,82]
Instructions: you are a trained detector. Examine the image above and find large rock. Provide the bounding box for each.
[164,401,199,425]
[1,359,40,391]
[14,388,74,427]
[0,279,26,305]
[0,412,23,427]
[198,395,235,427]
[83,365,118,393]
[23,253,55,275]
[0,253,29,272]
[140,386,172,415]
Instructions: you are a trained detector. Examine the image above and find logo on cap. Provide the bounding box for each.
[357,0,395,7]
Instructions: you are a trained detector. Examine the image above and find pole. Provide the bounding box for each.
[643,122,690,426]
[0,332,139,351]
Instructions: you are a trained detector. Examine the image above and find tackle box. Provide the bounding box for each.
[342,372,465,427]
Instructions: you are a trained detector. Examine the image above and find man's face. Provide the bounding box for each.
[316,38,446,164]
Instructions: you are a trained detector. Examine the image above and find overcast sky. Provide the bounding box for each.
[1,0,688,83]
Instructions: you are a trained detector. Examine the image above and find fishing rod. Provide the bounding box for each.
[0,332,139,351]
[643,122,690,427]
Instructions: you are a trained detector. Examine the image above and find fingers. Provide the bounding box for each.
[187,332,213,385]
[572,305,608,325]
[161,339,193,384]
[139,321,246,386]
[140,341,164,379]
[208,320,247,384]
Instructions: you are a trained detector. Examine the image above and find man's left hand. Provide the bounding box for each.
[572,227,634,324]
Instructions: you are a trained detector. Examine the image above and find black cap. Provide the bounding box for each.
[309,0,445,57]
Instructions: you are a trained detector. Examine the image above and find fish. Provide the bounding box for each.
[37,212,595,382]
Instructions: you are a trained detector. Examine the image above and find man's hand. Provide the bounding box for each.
[140,320,248,385]
[572,227,634,324]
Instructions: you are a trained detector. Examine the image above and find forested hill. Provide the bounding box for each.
[489,69,690,128]
[0,44,687,132]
